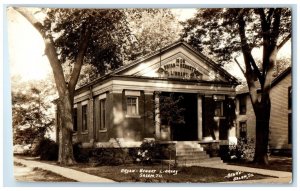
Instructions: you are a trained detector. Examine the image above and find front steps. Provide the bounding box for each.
[175,141,223,167]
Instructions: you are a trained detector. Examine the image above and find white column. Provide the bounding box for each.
[197,94,203,141]
[154,92,161,140]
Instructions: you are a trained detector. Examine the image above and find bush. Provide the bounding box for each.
[35,138,58,161]
[229,137,255,161]
[73,142,89,163]
[89,148,133,166]
[131,140,161,164]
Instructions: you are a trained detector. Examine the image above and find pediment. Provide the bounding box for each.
[116,42,237,83]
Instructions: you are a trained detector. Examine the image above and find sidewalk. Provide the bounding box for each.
[15,157,292,183]
[14,157,115,183]
[197,163,292,183]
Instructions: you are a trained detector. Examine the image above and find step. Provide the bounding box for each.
[176,147,204,151]
[176,154,209,160]
[176,158,223,165]
[176,150,205,155]
[176,157,223,166]
[176,148,203,152]
[176,143,202,147]
[177,160,223,167]
[176,151,208,157]
[176,151,208,156]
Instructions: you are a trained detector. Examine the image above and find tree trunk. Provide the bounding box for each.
[57,91,76,165]
[253,98,271,165]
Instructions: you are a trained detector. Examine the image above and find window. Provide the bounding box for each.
[73,107,78,132]
[288,113,292,144]
[239,96,247,115]
[240,121,247,138]
[126,97,138,116]
[288,86,292,110]
[100,99,106,130]
[214,101,223,117]
[82,104,88,132]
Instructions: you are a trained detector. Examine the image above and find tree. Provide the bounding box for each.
[12,78,55,148]
[13,7,133,165]
[181,8,291,164]
[125,9,181,61]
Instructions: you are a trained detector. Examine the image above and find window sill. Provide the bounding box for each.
[72,132,78,135]
[125,115,141,118]
[99,129,107,133]
[81,131,88,135]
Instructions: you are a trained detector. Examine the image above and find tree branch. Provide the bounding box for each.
[277,33,291,50]
[68,23,91,96]
[13,7,45,37]
[13,7,67,98]
[234,57,245,76]
[248,53,264,85]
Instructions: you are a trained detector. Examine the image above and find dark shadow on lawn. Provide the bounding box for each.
[226,155,292,172]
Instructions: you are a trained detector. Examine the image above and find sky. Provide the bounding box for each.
[7,7,291,82]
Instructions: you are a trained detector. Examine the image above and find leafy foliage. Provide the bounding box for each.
[159,93,185,127]
[12,78,55,146]
[132,140,161,164]
[125,9,181,61]
[181,8,291,164]
[229,137,255,161]
[181,8,291,65]
[34,138,58,160]
[45,8,134,76]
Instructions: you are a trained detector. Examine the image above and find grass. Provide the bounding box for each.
[71,163,272,183]
[14,162,76,182]
[227,155,292,172]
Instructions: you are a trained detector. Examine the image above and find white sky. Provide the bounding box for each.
[7,7,291,82]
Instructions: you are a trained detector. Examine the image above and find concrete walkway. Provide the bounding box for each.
[15,157,292,183]
[14,157,115,183]
[197,163,292,183]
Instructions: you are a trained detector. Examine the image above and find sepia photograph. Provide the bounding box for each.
[6,5,293,184]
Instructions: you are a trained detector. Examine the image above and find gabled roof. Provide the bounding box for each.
[272,67,292,87]
[75,40,240,92]
[237,67,292,95]
[112,40,239,84]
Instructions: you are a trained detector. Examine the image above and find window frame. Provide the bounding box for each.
[73,105,78,133]
[288,113,292,144]
[99,98,107,131]
[239,96,247,115]
[81,103,88,133]
[126,96,140,118]
[124,90,141,118]
[288,86,292,110]
[239,121,247,138]
[214,101,224,117]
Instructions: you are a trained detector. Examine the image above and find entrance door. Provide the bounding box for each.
[160,92,198,141]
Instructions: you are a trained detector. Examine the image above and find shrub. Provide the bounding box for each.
[132,140,161,164]
[89,148,129,166]
[73,142,89,163]
[229,137,255,161]
[36,138,58,161]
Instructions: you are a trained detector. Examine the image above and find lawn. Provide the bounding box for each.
[71,163,273,183]
[14,162,76,182]
[227,156,292,172]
